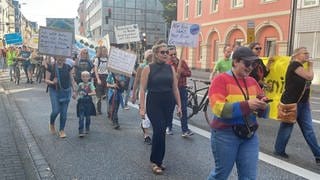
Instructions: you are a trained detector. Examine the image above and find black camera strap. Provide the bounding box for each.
[231,71,254,138]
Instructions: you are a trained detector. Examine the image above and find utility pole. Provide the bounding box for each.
[287,0,298,56]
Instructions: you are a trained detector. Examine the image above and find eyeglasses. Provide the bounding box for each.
[254,47,262,51]
[169,53,177,57]
[242,60,258,68]
[159,50,169,55]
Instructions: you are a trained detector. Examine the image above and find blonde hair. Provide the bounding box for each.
[81,71,90,77]
[292,47,307,57]
[152,43,167,63]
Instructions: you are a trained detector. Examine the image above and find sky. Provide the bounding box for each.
[19,0,83,26]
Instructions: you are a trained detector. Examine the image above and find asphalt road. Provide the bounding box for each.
[1,72,320,179]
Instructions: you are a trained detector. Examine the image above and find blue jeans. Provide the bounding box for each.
[49,87,71,131]
[274,102,320,157]
[78,112,90,132]
[208,128,259,180]
[167,87,189,132]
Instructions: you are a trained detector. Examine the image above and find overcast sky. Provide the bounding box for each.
[19,0,82,26]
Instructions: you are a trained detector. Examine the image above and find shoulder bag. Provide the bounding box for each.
[277,84,306,123]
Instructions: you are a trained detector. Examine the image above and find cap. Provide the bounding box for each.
[144,49,152,58]
[232,47,259,61]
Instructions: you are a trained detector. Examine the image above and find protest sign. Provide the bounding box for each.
[168,21,200,48]
[38,26,74,57]
[108,47,137,77]
[4,33,23,45]
[114,24,140,44]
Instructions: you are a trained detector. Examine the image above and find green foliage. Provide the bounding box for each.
[159,0,177,24]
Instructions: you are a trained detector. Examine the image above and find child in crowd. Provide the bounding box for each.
[107,72,127,129]
[74,71,96,137]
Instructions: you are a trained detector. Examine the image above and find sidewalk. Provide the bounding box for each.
[0,83,26,179]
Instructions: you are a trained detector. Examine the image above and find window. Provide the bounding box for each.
[232,0,243,8]
[196,0,202,16]
[184,0,189,19]
[262,0,275,2]
[211,0,219,12]
[264,39,276,57]
[302,0,319,7]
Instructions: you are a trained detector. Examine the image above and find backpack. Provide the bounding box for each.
[75,59,93,83]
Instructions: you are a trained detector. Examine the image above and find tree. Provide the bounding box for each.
[159,0,177,24]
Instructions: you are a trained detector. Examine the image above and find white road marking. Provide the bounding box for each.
[128,102,320,179]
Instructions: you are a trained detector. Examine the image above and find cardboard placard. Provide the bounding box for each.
[168,21,200,48]
[107,47,137,77]
[114,24,140,44]
[38,26,74,57]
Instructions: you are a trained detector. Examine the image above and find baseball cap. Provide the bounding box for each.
[232,47,259,61]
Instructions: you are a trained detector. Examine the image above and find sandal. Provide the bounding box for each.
[151,163,163,175]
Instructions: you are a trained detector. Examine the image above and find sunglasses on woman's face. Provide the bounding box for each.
[242,60,258,68]
[254,47,262,51]
[159,50,169,55]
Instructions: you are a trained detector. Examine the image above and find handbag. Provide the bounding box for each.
[232,115,258,139]
[277,84,306,123]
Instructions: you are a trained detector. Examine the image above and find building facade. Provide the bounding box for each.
[79,0,167,47]
[177,0,292,71]
[294,0,320,83]
[0,0,16,44]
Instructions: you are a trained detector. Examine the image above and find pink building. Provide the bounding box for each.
[177,0,292,71]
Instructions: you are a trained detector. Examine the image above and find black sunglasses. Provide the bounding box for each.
[169,53,177,57]
[242,60,258,68]
[254,47,262,51]
[159,50,169,55]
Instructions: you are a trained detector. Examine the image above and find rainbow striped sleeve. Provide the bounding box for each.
[209,72,262,124]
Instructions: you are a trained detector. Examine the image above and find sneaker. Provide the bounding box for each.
[166,128,173,135]
[144,136,152,145]
[49,124,56,134]
[124,106,130,110]
[316,157,320,165]
[79,132,85,137]
[273,151,289,159]
[182,130,194,137]
[113,123,120,129]
[59,131,67,138]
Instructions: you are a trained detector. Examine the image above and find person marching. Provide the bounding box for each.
[45,56,76,138]
[74,71,96,137]
[274,47,320,165]
[131,49,153,145]
[106,72,127,129]
[207,47,270,179]
[139,43,182,175]
[93,46,109,115]
[209,45,233,80]
[166,45,193,137]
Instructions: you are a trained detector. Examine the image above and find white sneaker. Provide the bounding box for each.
[166,128,173,135]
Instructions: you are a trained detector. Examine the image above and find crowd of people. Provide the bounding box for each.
[1,41,319,178]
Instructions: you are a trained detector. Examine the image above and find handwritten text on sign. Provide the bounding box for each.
[168,21,200,48]
[114,24,140,44]
[108,47,137,77]
[38,26,73,57]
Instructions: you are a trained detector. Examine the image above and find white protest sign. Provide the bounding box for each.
[38,26,74,57]
[114,24,140,44]
[168,21,200,48]
[108,47,137,77]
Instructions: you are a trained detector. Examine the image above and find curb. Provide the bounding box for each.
[0,84,55,179]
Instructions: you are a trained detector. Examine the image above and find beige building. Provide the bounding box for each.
[294,0,320,84]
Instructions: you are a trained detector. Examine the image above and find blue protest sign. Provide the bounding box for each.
[4,33,23,45]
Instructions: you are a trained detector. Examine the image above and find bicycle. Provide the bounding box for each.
[186,78,211,125]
